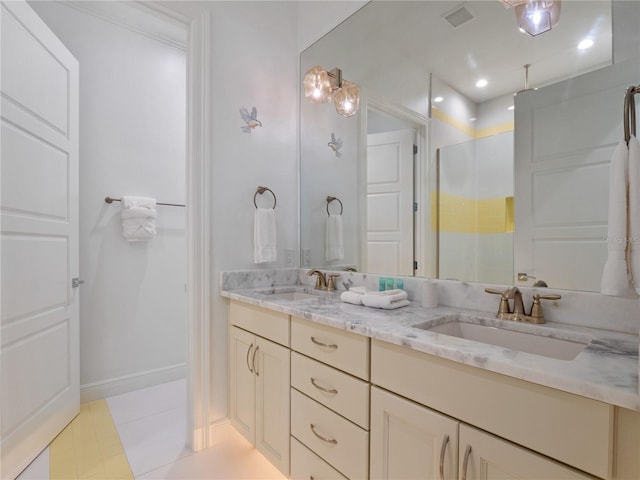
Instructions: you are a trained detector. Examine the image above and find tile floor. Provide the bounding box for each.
[18,379,286,479]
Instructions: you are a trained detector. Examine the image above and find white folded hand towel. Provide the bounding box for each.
[628,136,640,294]
[326,214,344,261]
[362,295,410,310]
[120,196,157,242]
[254,208,277,264]
[340,291,363,305]
[601,140,631,296]
[362,290,409,309]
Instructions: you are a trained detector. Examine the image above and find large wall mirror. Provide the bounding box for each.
[300,0,640,292]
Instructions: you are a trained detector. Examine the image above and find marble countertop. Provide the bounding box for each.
[221,286,639,411]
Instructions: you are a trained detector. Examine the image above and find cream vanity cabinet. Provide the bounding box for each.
[228,301,290,476]
[289,316,371,480]
[371,339,639,480]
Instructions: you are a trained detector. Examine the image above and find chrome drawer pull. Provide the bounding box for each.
[462,444,472,480]
[246,343,254,373]
[310,336,338,349]
[439,434,449,480]
[310,377,338,395]
[310,424,338,445]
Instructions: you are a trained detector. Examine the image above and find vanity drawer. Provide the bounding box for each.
[291,388,369,480]
[371,339,614,479]
[229,300,289,346]
[291,316,369,380]
[291,352,370,429]
[290,436,347,480]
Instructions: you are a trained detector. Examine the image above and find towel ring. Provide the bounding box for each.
[326,196,343,216]
[254,186,276,209]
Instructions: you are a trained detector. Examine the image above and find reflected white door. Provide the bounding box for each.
[367,129,414,275]
[514,60,638,291]
[1,1,80,477]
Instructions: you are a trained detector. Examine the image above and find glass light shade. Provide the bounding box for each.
[334,80,360,117]
[515,0,561,37]
[304,65,332,104]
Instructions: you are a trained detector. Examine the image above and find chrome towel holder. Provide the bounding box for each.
[254,186,276,209]
[326,196,343,216]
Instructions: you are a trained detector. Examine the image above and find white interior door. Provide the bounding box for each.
[367,129,414,275]
[514,60,639,291]
[1,1,80,477]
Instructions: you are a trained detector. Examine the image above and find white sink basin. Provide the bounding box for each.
[414,319,590,361]
[257,288,320,301]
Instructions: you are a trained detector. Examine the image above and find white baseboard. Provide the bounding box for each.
[80,363,186,403]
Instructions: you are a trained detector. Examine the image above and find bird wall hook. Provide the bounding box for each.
[240,106,262,133]
[328,132,343,157]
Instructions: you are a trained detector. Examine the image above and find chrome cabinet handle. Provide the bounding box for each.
[462,444,472,480]
[439,434,449,480]
[310,377,338,395]
[252,345,260,376]
[310,336,338,349]
[310,424,337,445]
[246,343,254,373]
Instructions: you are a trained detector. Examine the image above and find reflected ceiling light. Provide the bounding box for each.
[476,79,488,88]
[433,96,444,103]
[513,1,561,37]
[508,105,515,111]
[578,38,594,50]
[469,117,477,122]
[303,65,360,118]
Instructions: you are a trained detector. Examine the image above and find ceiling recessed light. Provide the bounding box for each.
[469,117,477,122]
[433,96,444,103]
[578,38,594,50]
[476,79,488,88]
[508,105,515,111]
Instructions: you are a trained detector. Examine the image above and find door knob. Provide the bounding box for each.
[71,277,85,288]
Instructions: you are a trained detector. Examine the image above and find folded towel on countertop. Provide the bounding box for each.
[361,296,410,309]
[254,207,277,263]
[121,196,157,242]
[340,291,363,305]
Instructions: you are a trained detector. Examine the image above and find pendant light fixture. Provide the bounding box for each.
[303,66,360,118]
[501,0,561,37]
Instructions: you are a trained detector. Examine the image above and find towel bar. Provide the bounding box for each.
[104,196,185,207]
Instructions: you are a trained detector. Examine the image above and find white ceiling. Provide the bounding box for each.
[306,0,612,104]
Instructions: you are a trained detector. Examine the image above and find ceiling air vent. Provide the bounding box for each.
[443,5,474,28]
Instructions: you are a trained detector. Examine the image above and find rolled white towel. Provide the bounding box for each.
[362,296,410,310]
[349,286,367,294]
[365,289,406,297]
[340,291,363,305]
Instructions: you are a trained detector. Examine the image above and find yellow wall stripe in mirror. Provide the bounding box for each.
[431,107,514,139]
[433,192,515,234]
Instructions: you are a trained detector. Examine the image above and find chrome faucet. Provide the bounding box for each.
[485,287,561,324]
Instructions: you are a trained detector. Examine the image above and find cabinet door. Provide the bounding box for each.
[255,337,290,475]
[459,425,596,480]
[229,326,256,444]
[370,386,458,480]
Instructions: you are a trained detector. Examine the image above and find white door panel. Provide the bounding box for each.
[514,60,639,290]
[367,129,414,275]
[1,1,79,478]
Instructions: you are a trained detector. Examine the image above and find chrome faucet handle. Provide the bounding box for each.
[307,269,327,289]
[327,273,340,291]
[528,293,561,324]
[485,288,511,316]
